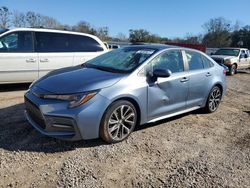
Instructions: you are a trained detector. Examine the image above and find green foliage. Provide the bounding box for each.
[202,17,232,47]
[231,26,250,48]
[129,29,161,43]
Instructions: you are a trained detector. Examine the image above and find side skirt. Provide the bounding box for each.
[148,106,201,123]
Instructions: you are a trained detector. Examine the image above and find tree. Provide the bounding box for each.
[129,29,150,43]
[12,10,26,27]
[184,33,203,44]
[56,24,72,31]
[231,25,250,48]
[72,21,93,33]
[96,26,109,41]
[0,6,11,28]
[202,17,232,47]
[40,16,60,29]
[115,32,128,41]
[26,11,39,27]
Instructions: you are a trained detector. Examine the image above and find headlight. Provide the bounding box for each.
[224,59,230,64]
[43,92,97,108]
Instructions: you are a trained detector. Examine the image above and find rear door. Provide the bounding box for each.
[146,50,188,120]
[184,50,213,108]
[70,34,106,65]
[0,31,38,83]
[247,50,250,68]
[35,32,74,78]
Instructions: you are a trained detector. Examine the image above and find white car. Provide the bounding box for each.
[0,28,108,84]
[211,48,250,75]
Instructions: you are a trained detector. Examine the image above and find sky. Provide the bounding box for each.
[0,0,249,38]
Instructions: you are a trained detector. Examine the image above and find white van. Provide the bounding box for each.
[0,28,108,84]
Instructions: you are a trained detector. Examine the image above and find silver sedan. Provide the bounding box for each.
[25,45,227,143]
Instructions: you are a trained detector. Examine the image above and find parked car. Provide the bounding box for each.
[211,48,250,75]
[205,48,218,56]
[108,44,120,50]
[0,28,108,84]
[24,45,226,143]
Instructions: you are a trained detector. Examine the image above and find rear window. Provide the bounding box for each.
[201,56,214,68]
[70,35,104,52]
[36,32,70,52]
[185,50,204,71]
[35,32,103,53]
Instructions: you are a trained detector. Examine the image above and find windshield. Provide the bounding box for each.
[85,47,157,73]
[215,49,240,56]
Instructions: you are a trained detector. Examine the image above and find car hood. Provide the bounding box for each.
[211,55,236,60]
[34,65,126,94]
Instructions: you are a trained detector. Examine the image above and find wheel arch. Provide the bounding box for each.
[203,82,224,108]
[214,83,223,95]
[232,62,238,68]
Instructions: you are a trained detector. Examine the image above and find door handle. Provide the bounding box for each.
[26,58,36,63]
[206,72,212,77]
[40,58,49,63]
[180,77,189,83]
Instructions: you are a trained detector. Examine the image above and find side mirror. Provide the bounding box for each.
[153,69,172,78]
[244,54,248,58]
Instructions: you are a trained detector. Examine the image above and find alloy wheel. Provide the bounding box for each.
[208,87,221,112]
[108,105,136,141]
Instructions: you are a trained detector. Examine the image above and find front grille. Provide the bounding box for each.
[25,97,46,129]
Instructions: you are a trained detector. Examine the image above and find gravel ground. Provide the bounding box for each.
[0,71,249,188]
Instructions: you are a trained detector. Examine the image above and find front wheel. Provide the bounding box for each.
[204,86,222,113]
[229,64,237,75]
[100,100,137,143]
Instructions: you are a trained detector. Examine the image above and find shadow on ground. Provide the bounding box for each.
[0,103,109,153]
[0,83,31,92]
[0,101,197,153]
[237,69,250,74]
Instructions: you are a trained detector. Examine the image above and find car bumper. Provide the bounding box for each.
[24,89,110,141]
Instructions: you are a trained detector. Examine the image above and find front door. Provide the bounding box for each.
[0,31,38,83]
[239,50,250,69]
[146,50,188,121]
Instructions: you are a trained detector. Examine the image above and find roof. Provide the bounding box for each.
[125,44,179,50]
[5,27,99,39]
[1,27,108,51]
[218,47,248,50]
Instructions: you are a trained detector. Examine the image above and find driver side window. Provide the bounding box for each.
[145,50,184,75]
[240,50,246,59]
[0,31,33,52]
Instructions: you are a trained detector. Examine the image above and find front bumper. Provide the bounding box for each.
[24,89,110,141]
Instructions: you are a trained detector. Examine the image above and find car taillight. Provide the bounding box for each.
[223,69,227,75]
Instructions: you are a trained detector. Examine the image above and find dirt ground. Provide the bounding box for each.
[0,71,249,188]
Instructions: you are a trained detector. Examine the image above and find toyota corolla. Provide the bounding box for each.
[24,45,226,143]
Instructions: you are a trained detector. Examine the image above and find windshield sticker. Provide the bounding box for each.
[136,50,155,55]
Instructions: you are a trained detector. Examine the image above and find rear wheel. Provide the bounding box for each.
[100,100,137,143]
[204,86,222,113]
[229,64,237,75]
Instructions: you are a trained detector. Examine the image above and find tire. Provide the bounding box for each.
[100,100,137,143]
[229,64,237,75]
[204,86,222,113]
